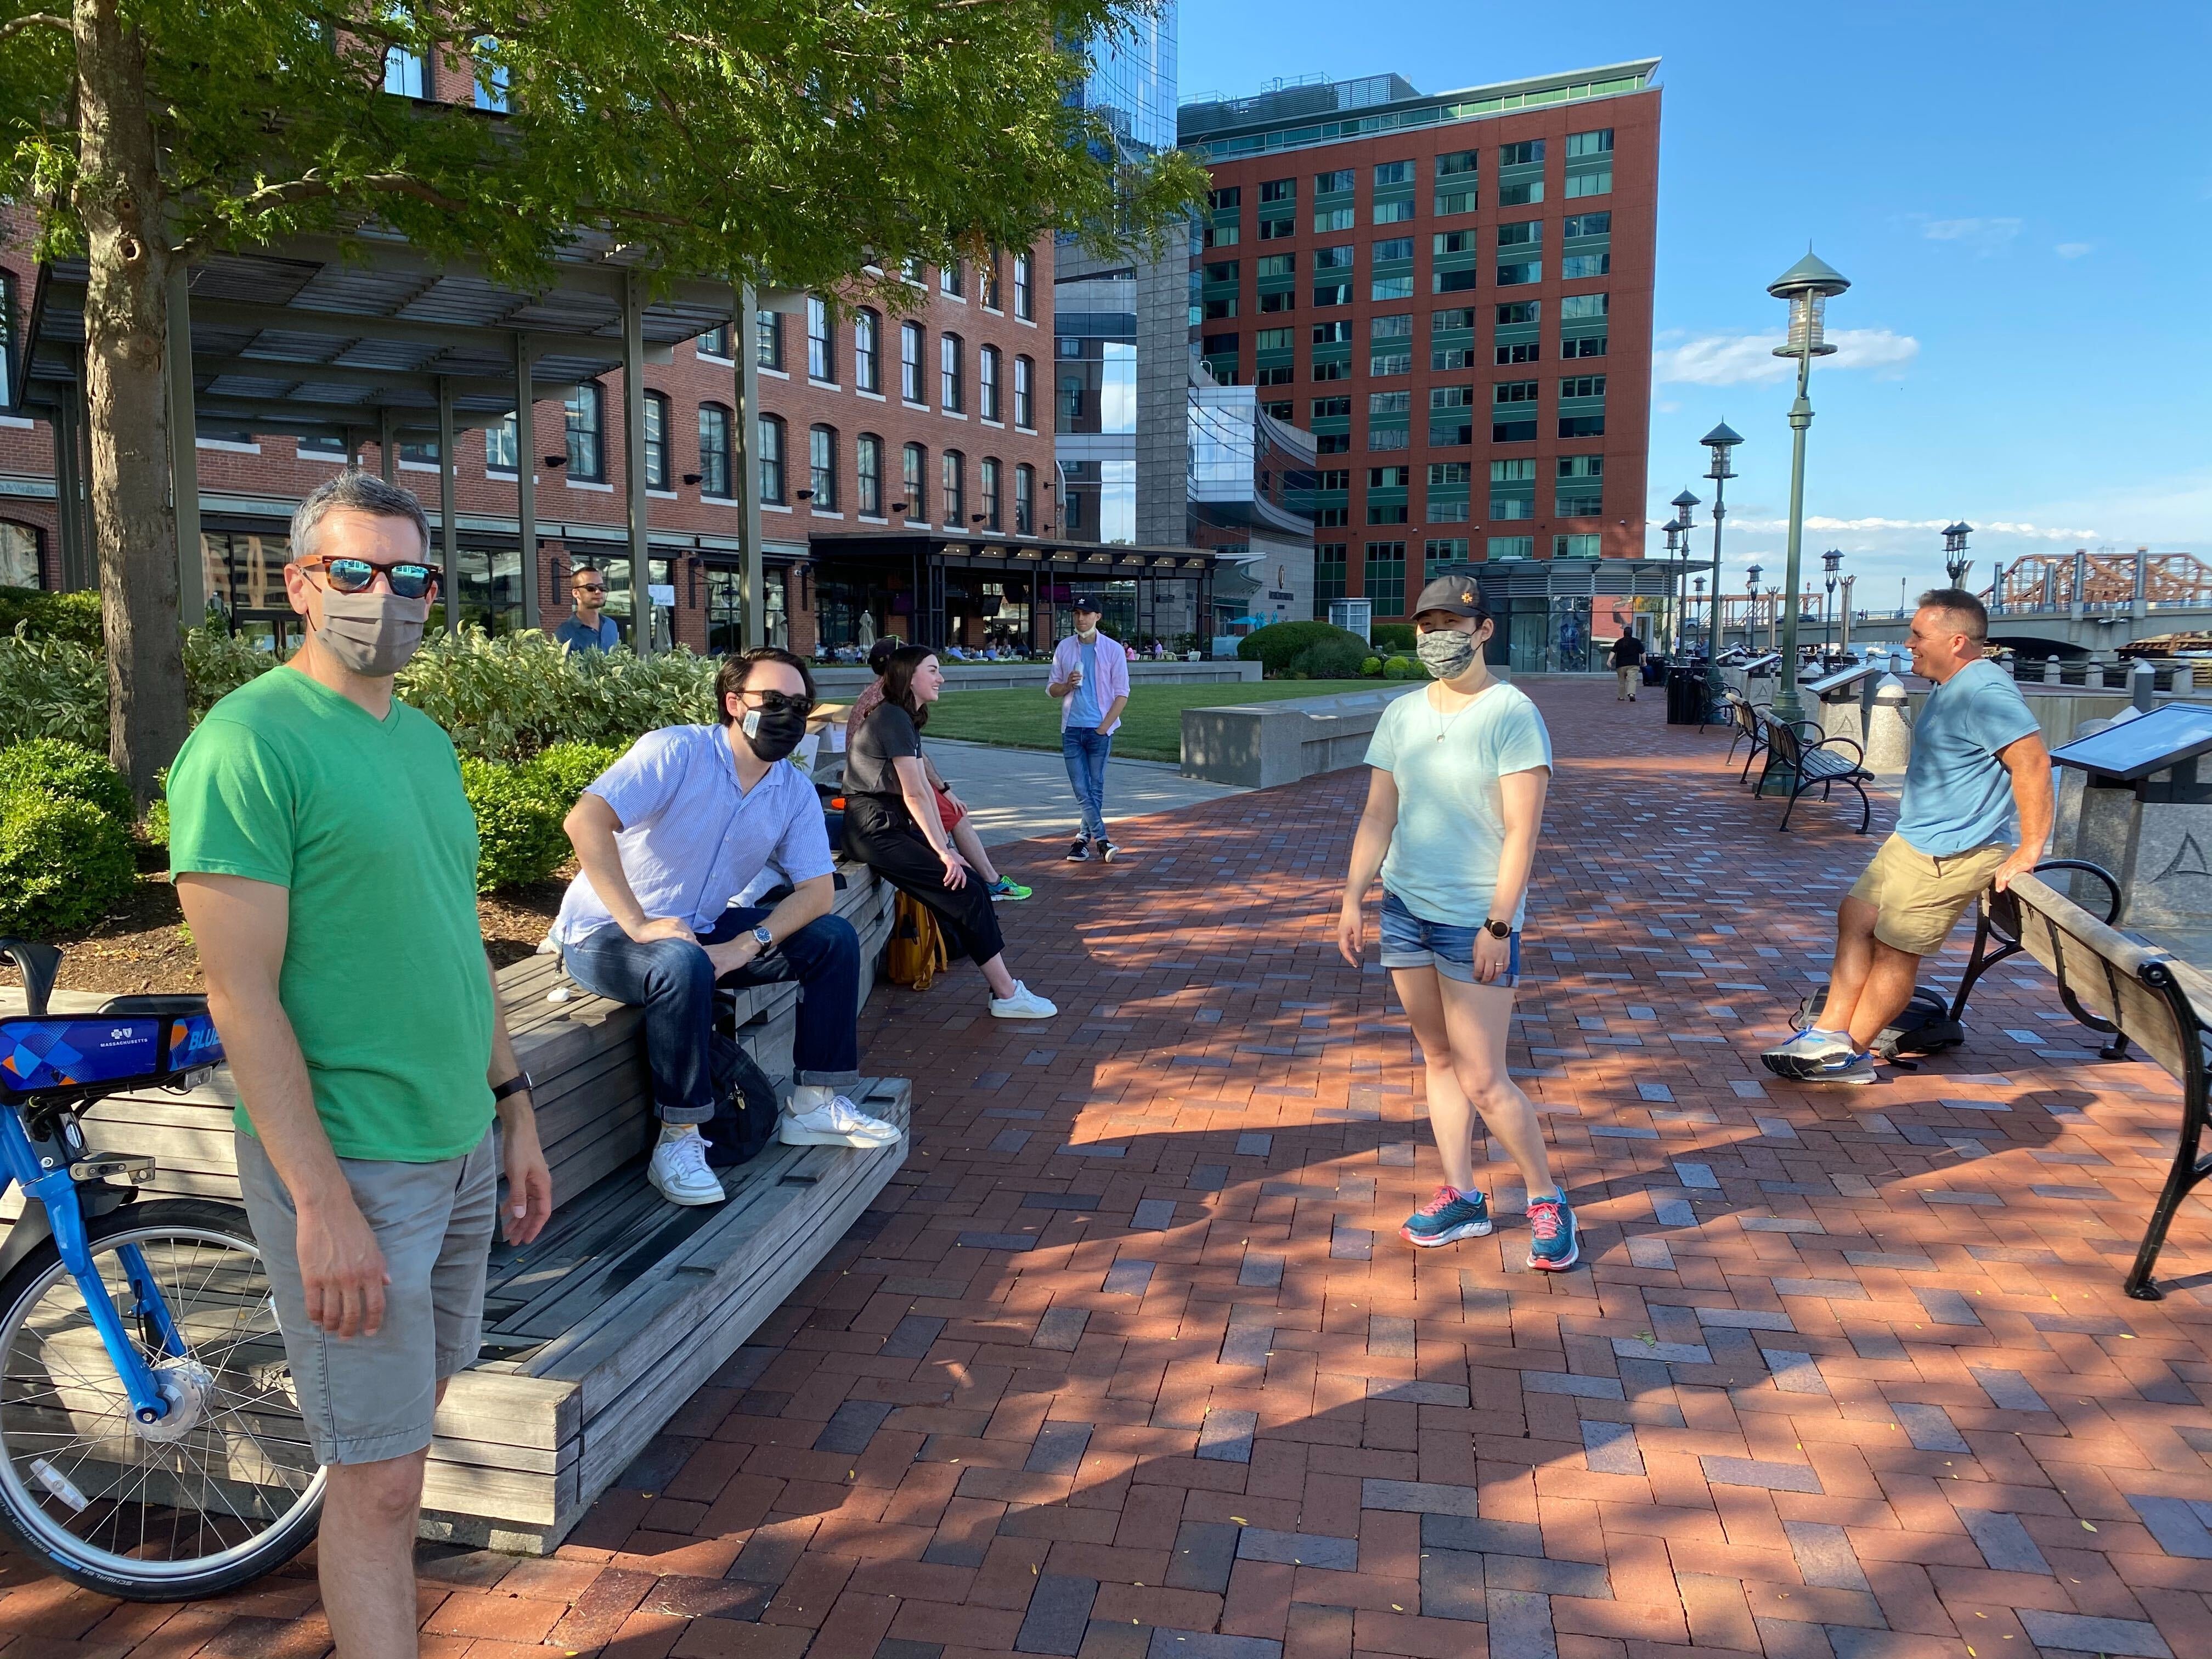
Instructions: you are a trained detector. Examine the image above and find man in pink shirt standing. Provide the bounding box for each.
[1047,597,1131,862]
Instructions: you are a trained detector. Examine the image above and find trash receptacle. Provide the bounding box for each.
[1666,663,1707,726]
[1641,654,1668,687]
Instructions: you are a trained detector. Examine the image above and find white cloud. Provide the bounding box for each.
[2055,241,2093,259]
[1652,327,1920,386]
[1920,216,2023,251]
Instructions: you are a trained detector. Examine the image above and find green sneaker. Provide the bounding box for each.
[989,877,1032,902]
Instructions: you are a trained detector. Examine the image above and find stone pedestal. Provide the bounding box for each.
[2056,731,2212,928]
[1864,676,1912,773]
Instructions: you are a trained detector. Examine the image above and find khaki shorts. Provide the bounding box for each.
[238,1125,498,1466]
[1847,833,2011,956]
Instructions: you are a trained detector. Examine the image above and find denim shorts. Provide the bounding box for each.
[1378,890,1519,986]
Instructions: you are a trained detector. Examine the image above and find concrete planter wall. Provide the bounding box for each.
[811,658,1262,696]
[1178,673,1512,787]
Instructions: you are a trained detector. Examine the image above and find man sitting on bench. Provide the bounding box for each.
[1763,589,2051,1084]
[554,647,895,1207]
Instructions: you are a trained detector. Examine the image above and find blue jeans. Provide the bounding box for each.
[1376,890,1520,987]
[1062,725,1113,840]
[562,906,861,1124]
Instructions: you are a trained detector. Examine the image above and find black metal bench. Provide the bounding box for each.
[2002,871,2211,1300]
[1758,714,1873,833]
[1718,690,1770,782]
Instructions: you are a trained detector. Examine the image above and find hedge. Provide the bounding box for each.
[1371,623,1417,653]
[1236,620,1370,676]
[0,588,103,649]
[0,794,138,935]
[0,738,134,824]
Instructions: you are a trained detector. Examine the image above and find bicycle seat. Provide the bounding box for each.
[0,941,223,1104]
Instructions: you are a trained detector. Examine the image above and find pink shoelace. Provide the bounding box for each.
[1413,1186,1464,1218]
[1527,1198,1567,1242]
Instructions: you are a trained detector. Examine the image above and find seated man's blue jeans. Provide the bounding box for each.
[1062,725,1113,842]
[562,906,862,1124]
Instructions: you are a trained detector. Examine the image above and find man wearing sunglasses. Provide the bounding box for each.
[553,647,892,1206]
[167,471,555,1659]
[556,566,624,653]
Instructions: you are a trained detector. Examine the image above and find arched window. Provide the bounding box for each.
[979,458,1002,531]
[900,322,924,403]
[642,390,670,490]
[1013,465,1035,535]
[808,425,838,510]
[854,309,881,393]
[856,435,884,517]
[902,443,927,523]
[979,345,1002,422]
[565,381,605,481]
[1013,356,1035,429]
[940,260,964,298]
[981,257,1003,312]
[941,450,965,526]
[940,334,963,413]
[758,415,786,504]
[697,404,732,497]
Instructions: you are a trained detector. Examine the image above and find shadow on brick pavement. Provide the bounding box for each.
[4,678,2207,1659]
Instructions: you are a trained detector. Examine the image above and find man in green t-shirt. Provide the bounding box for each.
[169,472,552,1659]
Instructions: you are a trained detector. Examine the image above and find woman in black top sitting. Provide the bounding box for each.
[845,646,1058,1020]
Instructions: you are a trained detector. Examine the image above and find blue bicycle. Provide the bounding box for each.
[0,941,321,1598]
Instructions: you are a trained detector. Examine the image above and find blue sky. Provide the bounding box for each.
[1180,1,2212,606]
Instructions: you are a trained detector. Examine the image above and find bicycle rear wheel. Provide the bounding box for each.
[0,1198,324,1599]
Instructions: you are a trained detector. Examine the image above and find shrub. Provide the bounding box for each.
[0,626,106,748]
[0,738,134,824]
[1371,623,1416,654]
[0,588,103,649]
[0,794,139,935]
[400,629,717,759]
[1289,639,1370,680]
[1237,620,1370,676]
[522,741,629,815]
[185,623,281,720]
[1360,655,1383,678]
[1381,656,1414,680]
[459,757,572,893]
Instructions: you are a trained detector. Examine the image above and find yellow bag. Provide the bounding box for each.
[887,891,950,991]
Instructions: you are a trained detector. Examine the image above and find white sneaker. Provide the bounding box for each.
[780,1097,901,1148]
[648,1127,725,1205]
[989,981,1058,1019]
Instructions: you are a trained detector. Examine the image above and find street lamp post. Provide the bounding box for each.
[1746,561,1764,656]
[1697,426,1740,702]
[1821,548,1843,658]
[1943,522,1974,588]
[1661,516,1686,651]
[1765,250,1850,731]
[1673,488,1702,665]
[1691,574,1706,654]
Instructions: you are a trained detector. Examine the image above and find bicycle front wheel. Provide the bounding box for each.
[0,1198,324,1599]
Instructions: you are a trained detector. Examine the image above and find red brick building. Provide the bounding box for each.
[1178,61,1659,622]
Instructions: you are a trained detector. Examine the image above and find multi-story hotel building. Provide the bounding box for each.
[1178,60,1660,641]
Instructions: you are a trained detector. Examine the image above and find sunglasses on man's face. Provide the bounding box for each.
[300,557,440,600]
[575,583,606,595]
[740,689,815,717]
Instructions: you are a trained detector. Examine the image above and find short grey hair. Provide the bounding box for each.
[289,472,432,563]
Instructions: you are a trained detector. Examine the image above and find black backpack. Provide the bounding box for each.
[1792,985,1965,1062]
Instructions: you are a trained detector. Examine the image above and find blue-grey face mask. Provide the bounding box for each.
[1416,627,1480,680]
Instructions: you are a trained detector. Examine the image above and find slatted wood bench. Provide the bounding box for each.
[2004,871,2211,1300]
[1758,714,1874,833]
[3,861,904,1551]
[1719,689,1770,782]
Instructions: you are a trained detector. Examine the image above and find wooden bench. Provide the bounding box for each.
[1758,714,1874,833]
[1716,689,1770,782]
[4,862,904,1551]
[2003,871,2212,1301]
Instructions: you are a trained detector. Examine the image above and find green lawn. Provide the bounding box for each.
[922,679,1385,763]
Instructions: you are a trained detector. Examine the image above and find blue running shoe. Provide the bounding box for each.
[1804,1051,1877,1085]
[1401,1186,1492,1247]
[1525,1195,1580,1272]
[1762,1027,1854,1079]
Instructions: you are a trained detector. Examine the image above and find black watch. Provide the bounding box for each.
[492,1071,534,1103]
[1480,918,1511,940]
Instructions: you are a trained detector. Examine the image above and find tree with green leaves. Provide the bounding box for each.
[1,0,1203,803]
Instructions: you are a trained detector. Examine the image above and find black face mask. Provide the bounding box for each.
[741,706,809,763]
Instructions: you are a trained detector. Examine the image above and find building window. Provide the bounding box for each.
[1013,355,1035,428]
[1560,375,1607,400]
[1498,300,1541,324]
[903,443,927,522]
[1014,252,1033,319]
[806,296,834,381]
[1437,149,1476,179]
[1554,533,1603,558]
[1373,161,1412,186]
[642,390,670,489]
[1564,211,1612,238]
[1424,538,1469,575]
[1562,253,1610,279]
[383,46,426,97]
[1499,140,1545,166]
[1370,276,1413,301]
[1496,261,1542,287]
[1489,536,1534,560]
[853,309,881,392]
[757,311,783,370]
[0,522,38,589]
[1566,128,1613,157]
[698,404,732,498]
[1364,541,1407,614]
[1209,185,1242,210]
[1497,341,1540,365]
[807,425,838,509]
[979,345,1002,421]
[1372,200,1415,225]
[1014,464,1035,533]
[941,450,964,525]
[1493,380,1538,405]
[698,323,732,359]
[485,413,518,472]
[1559,414,1606,438]
[1314,544,1347,609]
[1314,208,1356,234]
[565,381,605,481]
[940,334,964,411]
[981,258,1003,311]
[1561,294,1608,320]
[1565,168,1612,199]
[980,458,1002,531]
[856,433,884,516]
[1561,334,1608,359]
[1316,169,1354,193]
[940,260,964,297]
[758,415,786,504]
[901,321,925,402]
[1433,269,1479,295]
[1259,178,1295,203]
[471,40,508,110]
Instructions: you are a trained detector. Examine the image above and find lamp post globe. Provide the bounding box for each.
[1943,522,1974,588]
[1764,249,1850,741]
[1821,548,1843,658]
[1694,427,1739,701]
[1746,562,1764,656]
[1661,516,1686,651]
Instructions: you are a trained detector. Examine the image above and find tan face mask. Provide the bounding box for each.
[314,588,429,677]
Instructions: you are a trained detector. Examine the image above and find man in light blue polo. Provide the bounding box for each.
[1048,597,1130,862]
[554,567,623,652]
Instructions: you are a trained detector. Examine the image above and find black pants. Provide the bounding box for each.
[843,796,1005,966]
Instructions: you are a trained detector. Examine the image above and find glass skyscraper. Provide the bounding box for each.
[1069,14,1178,160]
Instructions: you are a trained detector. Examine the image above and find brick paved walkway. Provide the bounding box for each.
[6,676,2211,1659]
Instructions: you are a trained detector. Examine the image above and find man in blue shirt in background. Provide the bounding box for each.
[1048,597,1130,862]
[1764,589,2051,1084]
[555,566,623,652]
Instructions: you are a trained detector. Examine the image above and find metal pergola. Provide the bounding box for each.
[10,233,793,646]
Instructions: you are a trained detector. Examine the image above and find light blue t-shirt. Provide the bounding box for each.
[1068,636,1103,727]
[1895,658,2040,856]
[1363,682,1553,928]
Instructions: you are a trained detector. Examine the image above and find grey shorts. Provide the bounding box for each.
[237,1125,499,1466]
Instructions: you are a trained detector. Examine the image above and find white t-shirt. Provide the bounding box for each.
[1363,681,1553,929]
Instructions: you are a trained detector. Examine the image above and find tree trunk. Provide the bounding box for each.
[73,0,188,808]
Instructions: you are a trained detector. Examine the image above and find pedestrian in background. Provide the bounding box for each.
[1609,628,1645,701]
[1048,597,1130,862]
[556,566,623,652]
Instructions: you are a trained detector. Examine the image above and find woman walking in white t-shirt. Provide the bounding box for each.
[1335,576,1578,1270]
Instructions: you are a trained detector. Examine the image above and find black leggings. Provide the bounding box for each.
[843,797,1006,966]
